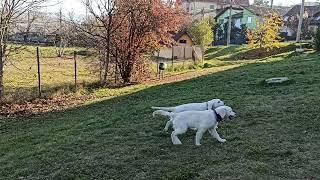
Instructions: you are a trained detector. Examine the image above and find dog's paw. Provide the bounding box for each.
[173,142,182,145]
[219,139,227,143]
[163,128,168,132]
[195,143,201,146]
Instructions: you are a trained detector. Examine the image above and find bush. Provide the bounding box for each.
[313,27,320,52]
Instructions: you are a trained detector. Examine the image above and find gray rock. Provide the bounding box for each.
[265,77,289,84]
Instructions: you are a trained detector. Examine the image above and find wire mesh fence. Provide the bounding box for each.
[3,46,100,102]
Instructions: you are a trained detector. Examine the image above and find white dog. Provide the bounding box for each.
[153,106,236,146]
[152,99,224,131]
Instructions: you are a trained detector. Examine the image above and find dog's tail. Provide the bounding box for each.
[151,106,174,112]
[152,110,174,118]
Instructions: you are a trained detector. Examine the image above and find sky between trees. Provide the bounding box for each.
[44,0,312,15]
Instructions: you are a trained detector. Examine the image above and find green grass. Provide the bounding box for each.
[4,42,305,102]
[1,51,320,179]
[4,45,98,102]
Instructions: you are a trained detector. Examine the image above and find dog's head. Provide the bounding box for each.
[215,106,236,121]
[208,99,224,110]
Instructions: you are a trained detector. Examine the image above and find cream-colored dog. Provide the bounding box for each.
[153,106,236,146]
[152,99,224,131]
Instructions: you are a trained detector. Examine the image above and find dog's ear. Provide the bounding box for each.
[207,101,214,110]
[216,107,227,118]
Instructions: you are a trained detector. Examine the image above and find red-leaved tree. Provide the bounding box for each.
[112,0,188,83]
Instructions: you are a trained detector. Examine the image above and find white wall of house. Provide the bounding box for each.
[181,1,226,19]
[156,46,202,60]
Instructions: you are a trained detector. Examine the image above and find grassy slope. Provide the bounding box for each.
[1,49,320,179]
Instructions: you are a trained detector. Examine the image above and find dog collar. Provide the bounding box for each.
[213,109,223,122]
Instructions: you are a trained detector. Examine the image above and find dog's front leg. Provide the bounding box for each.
[208,128,226,143]
[195,129,206,146]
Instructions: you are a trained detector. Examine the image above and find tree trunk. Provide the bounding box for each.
[102,53,109,85]
[0,47,4,102]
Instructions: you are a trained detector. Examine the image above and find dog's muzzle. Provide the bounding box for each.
[228,115,236,120]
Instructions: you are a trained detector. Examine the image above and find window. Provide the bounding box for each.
[316,16,320,20]
[284,16,289,21]
[179,39,187,44]
[247,17,252,23]
[235,19,241,28]
[219,19,224,24]
[210,5,215,9]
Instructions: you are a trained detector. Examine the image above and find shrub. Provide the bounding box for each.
[313,27,320,52]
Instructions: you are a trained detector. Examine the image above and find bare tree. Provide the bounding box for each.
[54,9,71,57]
[77,0,121,85]
[0,0,48,101]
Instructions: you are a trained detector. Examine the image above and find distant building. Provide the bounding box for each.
[281,3,320,40]
[156,31,202,61]
[9,10,59,45]
[179,0,249,20]
[214,5,287,45]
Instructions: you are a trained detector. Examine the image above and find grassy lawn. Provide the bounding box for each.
[1,50,320,179]
[4,45,98,102]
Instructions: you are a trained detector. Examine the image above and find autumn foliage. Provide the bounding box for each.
[112,0,188,83]
[247,13,283,51]
[82,0,188,84]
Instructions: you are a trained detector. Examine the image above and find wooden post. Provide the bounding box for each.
[156,51,160,76]
[36,47,41,98]
[74,51,77,91]
[171,46,174,67]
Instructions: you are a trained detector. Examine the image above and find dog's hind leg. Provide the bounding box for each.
[195,128,206,146]
[208,128,226,143]
[164,118,173,131]
[171,128,187,145]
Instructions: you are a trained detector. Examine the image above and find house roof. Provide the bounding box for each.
[181,0,249,6]
[215,5,284,19]
[284,4,320,18]
[244,5,286,16]
[310,11,320,26]
[214,7,243,19]
[173,31,195,44]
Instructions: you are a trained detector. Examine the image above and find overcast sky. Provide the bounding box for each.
[45,0,316,15]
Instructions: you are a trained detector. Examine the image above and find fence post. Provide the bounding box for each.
[156,51,160,76]
[36,47,41,98]
[171,46,174,67]
[74,51,77,91]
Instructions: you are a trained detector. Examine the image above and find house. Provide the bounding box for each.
[179,0,249,20]
[173,31,195,46]
[282,2,320,40]
[214,5,285,44]
[156,31,202,61]
[309,11,320,33]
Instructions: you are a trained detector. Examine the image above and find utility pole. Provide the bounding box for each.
[270,0,274,8]
[227,0,233,46]
[296,0,305,43]
[85,0,89,21]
